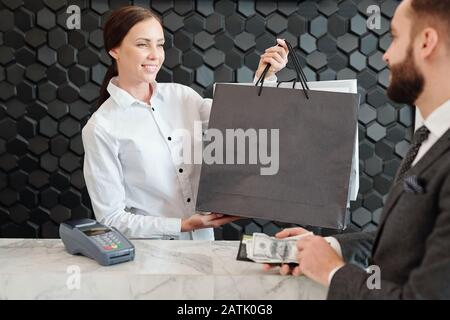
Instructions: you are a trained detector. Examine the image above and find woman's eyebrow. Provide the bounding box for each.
[136,38,165,42]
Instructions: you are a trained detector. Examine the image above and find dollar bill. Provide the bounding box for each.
[241,231,313,264]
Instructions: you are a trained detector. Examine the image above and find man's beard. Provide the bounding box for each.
[386,47,425,106]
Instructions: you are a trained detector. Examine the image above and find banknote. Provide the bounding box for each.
[237,231,313,264]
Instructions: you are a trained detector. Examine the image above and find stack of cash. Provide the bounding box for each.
[240,232,313,264]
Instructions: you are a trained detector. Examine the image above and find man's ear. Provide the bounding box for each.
[109,48,119,60]
[420,27,439,59]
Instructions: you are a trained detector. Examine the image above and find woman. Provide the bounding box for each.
[82,6,289,240]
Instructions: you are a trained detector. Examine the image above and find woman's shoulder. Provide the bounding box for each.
[83,98,120,134]
[157,82,202,100]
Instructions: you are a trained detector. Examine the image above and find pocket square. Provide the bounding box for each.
[403,175,426,194]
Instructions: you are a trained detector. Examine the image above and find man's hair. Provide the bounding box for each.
[409,0,450,45]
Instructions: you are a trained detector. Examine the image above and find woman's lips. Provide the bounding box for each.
[142,64,158,72]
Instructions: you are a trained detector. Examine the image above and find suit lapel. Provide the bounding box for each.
[371,181,404,253]
[408,128,450,177]
[371,128,450,254]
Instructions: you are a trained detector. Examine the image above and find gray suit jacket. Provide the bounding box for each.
[327,128,450,299]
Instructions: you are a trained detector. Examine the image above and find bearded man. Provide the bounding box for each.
[264,0,450,299]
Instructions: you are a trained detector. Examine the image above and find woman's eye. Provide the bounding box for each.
[137,43,147,47]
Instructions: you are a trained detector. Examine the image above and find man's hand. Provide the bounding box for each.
[294,235,345,286]
[181,213,241,232]
[255,38,289,79]
[262,227,311,275]
[262,227,345,287]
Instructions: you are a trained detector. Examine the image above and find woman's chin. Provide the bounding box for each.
[139,74,158,83]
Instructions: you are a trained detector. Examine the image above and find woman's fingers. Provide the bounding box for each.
[276,38,289,54]
[262,52,285,66]
[265,45,288,62]
[261,57,283,73]
[209,215,241,227]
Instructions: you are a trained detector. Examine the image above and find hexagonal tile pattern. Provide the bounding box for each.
[184,13,205,33]
[350,14,367,36]
[204,48,225,68]
[267,13,287,34]
[37,7,56,30]
[25,28,46,48]
[352,207,372,228]
[37,46,57,66]
[225,14,245,36]
[337,33,358,53]
[350,51,367,71]
[328,15,347,38]
[246,14,266,37]
[360,33,378,55]
[205,13,224,34]
[377,104,397,126]
[163,12,184,32]
[368,51,386,71]
[174,30,193,52]
[367,122,387,142]
[0,0,410,239]
[234,32,255,52]
[194,31,214,50]
[310,15,328,38]
[306,51,327,70]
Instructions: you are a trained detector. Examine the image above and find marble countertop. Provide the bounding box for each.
[0,239,328,300]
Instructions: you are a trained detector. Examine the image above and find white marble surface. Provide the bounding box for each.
[0,239,328,300]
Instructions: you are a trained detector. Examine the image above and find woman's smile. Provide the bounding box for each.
[141,64,159,73]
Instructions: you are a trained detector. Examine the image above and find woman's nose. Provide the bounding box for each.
[146,47,159,59]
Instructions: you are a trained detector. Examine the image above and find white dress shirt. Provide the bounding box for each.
[412,99,450,166]
[327,99,450,285]
[82,77,213,240]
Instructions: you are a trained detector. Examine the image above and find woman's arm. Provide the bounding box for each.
[81,120,182,239]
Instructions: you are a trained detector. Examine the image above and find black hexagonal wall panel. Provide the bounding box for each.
[0,0,409,239]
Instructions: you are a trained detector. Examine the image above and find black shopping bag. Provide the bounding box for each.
[196,43,359,229]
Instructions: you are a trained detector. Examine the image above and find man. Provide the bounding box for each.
[264,0,450,299]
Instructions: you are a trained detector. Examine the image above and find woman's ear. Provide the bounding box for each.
[109,48,119,60]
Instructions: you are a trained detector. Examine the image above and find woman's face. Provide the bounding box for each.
[109,17,165,84]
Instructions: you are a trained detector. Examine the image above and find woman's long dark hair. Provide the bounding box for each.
[98,6,161,107]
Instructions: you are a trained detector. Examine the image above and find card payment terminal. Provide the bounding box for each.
[60,218,135,266]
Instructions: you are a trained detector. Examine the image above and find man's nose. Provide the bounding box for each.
[383,52,389,64]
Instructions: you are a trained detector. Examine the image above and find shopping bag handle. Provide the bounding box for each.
[255,40,310,99]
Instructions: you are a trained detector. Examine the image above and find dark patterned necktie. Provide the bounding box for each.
[396,125,430,183]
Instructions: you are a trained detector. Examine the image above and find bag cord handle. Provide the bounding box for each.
[255,40,310,99]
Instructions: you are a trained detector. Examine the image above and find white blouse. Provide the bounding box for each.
[82,77,214,240]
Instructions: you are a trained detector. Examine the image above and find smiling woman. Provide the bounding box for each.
[81,5,289,240]
[97,6,164,106]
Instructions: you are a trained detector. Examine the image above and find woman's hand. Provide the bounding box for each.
[255,38,289,80]
[181,213,241,232]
